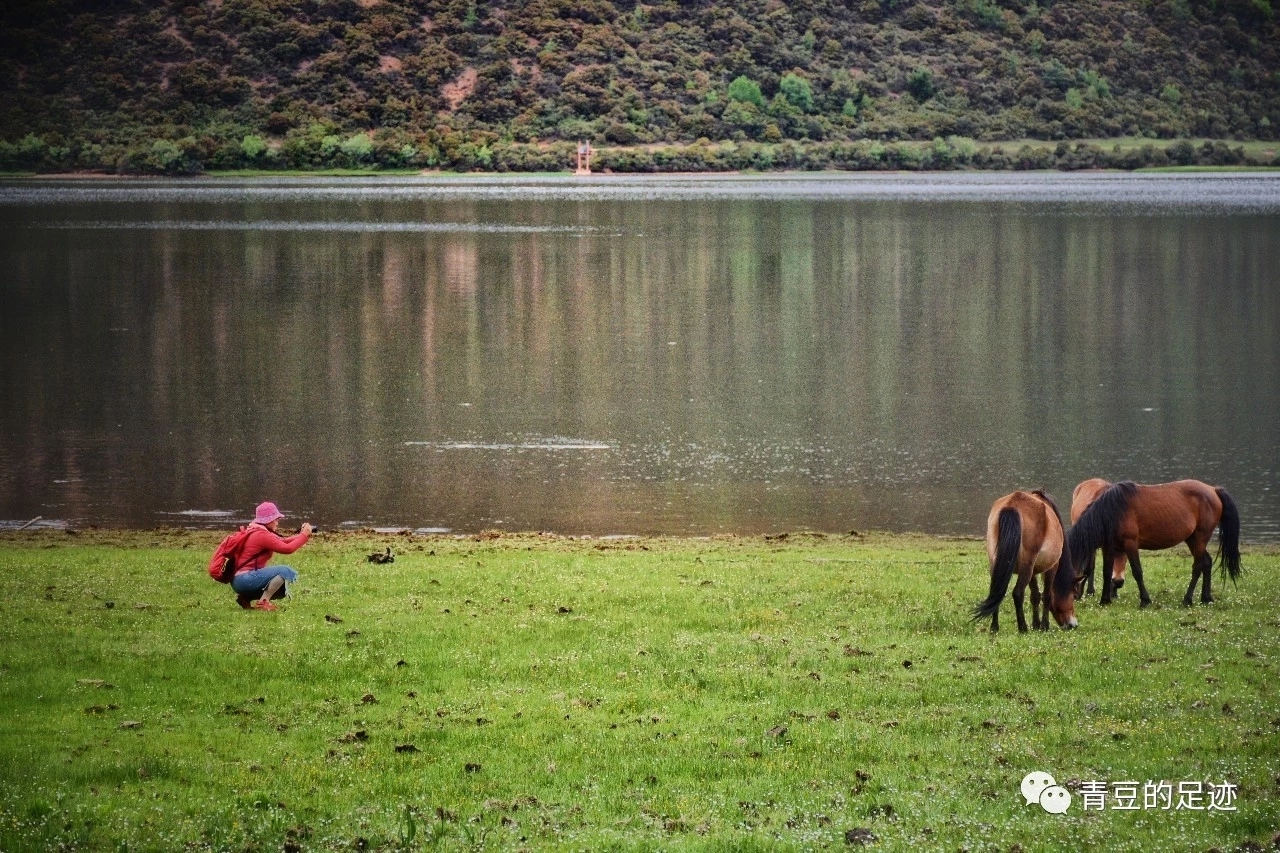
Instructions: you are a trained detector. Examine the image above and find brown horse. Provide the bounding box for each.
[1069,478,1113,598]
[973,490,1077,632]
[1067,479,1242,607]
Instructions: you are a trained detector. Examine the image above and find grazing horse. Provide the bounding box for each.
[973,490,1077,632]
[1069,478,1114,597]
[1066,479,1242,607]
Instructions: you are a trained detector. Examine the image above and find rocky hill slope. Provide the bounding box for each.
[1,0,1277,172]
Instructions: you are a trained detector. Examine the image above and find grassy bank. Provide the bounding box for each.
[1,529,1277,851]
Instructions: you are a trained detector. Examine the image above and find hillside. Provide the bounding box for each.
[1,0,1278,173]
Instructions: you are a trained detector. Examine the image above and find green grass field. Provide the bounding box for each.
[1,529,1276,851]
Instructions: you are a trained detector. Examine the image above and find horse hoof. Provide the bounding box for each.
[1182,597,1194,607]
[1139,599,1152,609]
[1202,597,1214,604]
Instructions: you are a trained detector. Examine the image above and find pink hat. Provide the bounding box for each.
[253,501,283,525]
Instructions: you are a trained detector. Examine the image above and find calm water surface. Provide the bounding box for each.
[1,173,1278,539]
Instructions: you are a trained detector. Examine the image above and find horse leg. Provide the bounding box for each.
[1013,573,1030,633]
[1083,548,1096,597]
[1127,547,1152,608]
[1183,540,1210,606]
[1199,552,1213,603]
[1037,575,1053,631]
[1099,543,1115,605]
[1029,575,1043,631]
[1193,543,1214,604]
[1109,548,1128,597]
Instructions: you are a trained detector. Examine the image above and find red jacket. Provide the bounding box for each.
[235,524,310,574]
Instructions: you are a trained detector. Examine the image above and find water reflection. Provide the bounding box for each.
[1,176,1277,538]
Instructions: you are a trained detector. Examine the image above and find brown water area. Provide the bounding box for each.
[1,174,1278,538]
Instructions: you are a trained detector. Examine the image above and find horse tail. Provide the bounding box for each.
[1215,487,1242,582]
[973,508,1021,621]
[1065,481,1135,576]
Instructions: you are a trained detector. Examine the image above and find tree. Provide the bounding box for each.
[340,133,374,166]
[779,73,814,113]
[241,134,268,160]
[722,99,768,139]
[727,76,766,109]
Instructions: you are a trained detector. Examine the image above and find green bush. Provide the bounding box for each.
[120,137,201,174]
[339,133,374,167]
[727,76,766,108]
[906,67,936,102]
[240,134,268,161]
[0,134,48,171]
[779,73,814,113]
[1167,139,1195,165]
[722,100,768,139]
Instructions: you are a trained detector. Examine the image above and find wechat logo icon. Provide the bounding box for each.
[1022,771,1072,814]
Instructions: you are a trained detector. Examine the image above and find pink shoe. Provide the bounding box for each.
[253,600,278,612]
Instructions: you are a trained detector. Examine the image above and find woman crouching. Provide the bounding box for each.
[232,501,313,611]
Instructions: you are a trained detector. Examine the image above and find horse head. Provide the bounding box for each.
[1049,527,1079,630]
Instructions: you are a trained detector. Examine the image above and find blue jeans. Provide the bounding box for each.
[231,565,298,597]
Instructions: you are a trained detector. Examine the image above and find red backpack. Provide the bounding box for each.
[208,525,257,583]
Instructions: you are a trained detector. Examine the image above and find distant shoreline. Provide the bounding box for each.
[5,528,1280,550]
[6,165,1280,180]
[3,137,1276,179]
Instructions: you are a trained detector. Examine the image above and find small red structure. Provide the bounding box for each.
[575,140,592,175]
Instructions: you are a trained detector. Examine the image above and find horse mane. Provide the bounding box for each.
[1051,525,1076,601]
[1066,480,1137,571]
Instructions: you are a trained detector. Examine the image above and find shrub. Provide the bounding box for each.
[1014,144,1055,170]
[1080,69,1110,100]
[947,135,978,163]
[926,137,954,168]
[1041,59,1071,91]
[779,73,814,113]
[727,76,766,109]
[906,67,936,102]
[241,134,268,160]
[319,134,342,163]
[722,100,768,138]
[121,137,201,174]
[0,134,49,171]
[960,0,1006,28]
[452,142,492,170]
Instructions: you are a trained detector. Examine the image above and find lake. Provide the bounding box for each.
[1,173,1277,539]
